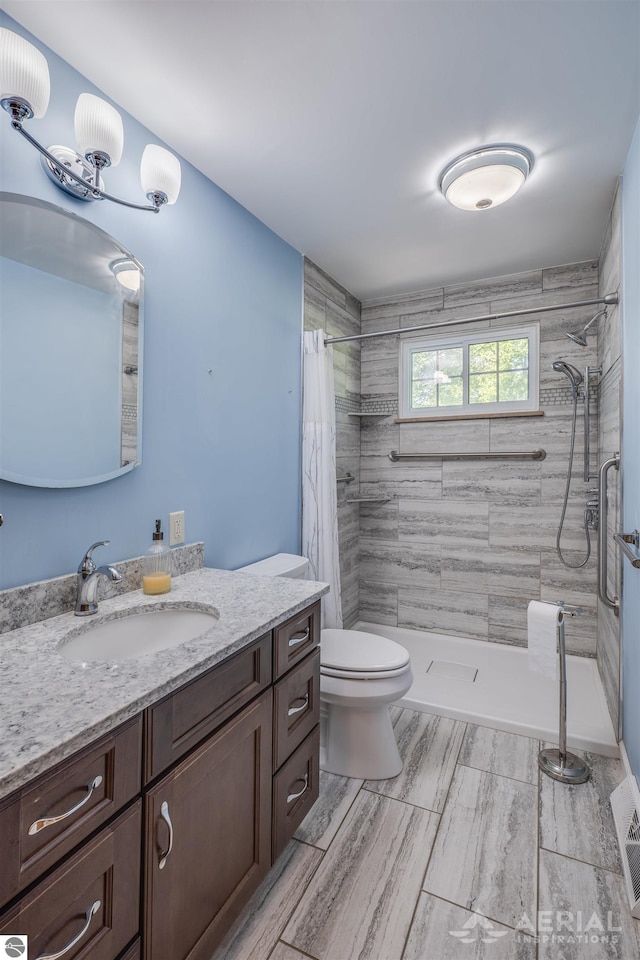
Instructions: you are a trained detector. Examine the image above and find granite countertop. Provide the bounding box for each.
[0,567,328,800]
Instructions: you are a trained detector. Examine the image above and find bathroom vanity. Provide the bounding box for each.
[0,567,326,960]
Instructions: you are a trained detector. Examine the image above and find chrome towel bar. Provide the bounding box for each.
[388,449,546,462]
[614,531,640,569]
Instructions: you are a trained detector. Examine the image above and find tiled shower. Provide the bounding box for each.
[303,181,622,739]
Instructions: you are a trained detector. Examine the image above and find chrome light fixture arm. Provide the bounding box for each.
[8,111,164,213]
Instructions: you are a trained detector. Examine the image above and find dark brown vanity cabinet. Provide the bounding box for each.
[0,600,321,960]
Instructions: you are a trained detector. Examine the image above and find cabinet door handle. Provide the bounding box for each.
[288,627,310,647]
[36,899,101,959]
[288,694,310,717]
[287,773,309,804]
[28,775,103,835]
[158,800,174,869]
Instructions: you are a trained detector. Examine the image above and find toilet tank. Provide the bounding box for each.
[236,553,309,578]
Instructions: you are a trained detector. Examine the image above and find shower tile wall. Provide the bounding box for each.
[359,261,602,656]
[303,259,362,627]
[597,180,622,735]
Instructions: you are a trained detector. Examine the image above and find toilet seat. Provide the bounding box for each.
[321,628,410,675]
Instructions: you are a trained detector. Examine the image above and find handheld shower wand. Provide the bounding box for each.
[552,359,590,569]
[551,360,583,397]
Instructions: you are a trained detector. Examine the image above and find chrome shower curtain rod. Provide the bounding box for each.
[323,292,619,346]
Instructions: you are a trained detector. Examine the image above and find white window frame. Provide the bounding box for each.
[399,322,540,419]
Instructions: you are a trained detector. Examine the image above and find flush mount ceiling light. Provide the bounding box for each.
[439,144,533,212]
[0,28,181,212]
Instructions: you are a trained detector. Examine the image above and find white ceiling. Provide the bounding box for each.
[3,1,639,301]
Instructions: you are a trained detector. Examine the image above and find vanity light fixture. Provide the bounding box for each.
[111,258,141,293]
[439,144,533,211]
[0,27,181,212]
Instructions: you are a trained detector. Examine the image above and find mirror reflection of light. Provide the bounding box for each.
[111,258,141,292]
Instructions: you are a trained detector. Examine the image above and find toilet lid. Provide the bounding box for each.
[321,629,410,673]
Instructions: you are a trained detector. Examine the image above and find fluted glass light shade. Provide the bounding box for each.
[74,93,124,166]
[439,145,533,211]
[140,144,182,205]
[0,27,50,118]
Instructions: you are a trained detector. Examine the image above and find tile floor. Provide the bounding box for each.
[212,708,640,960]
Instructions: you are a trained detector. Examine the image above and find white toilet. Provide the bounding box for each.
[236,553,413,780]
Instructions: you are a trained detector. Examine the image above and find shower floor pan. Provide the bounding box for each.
[355,621,619,757]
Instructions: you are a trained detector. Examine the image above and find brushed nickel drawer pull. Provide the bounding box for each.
[287,773,309,804]
[158,800,174,869]
[36,899,101,959]
[288,627,310,647]
[288,694,310,717]
[28,775,103,835]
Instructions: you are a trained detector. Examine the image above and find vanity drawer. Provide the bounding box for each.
[274,601,320,680]
[145,632,272,781]
[273,648,320,771]
[0,800,141,960]
[272,726,320,862]
[0,716,142,906]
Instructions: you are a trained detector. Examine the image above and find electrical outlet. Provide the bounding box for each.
[169,510,185,546]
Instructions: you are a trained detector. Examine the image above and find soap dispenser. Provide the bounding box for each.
[143,520,172,595]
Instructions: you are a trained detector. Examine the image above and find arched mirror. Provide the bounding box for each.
[0,192,143,487]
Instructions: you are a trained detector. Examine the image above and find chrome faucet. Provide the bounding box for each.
[75,540,123,616]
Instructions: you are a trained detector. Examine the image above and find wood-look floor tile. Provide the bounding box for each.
[269,945,311,960]
[294,769,363,850]
[211,839,322,960]
[539,745,624,872]
[424,765,537,929]
[458,724,539,784]
[404,892,537,960]
[364,709,465,812]
[283,790,438,960]
[538,849,640,959]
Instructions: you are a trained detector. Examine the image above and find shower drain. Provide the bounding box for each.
[426,660,478,682]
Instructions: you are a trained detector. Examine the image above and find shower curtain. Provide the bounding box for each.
[302,329,343,629]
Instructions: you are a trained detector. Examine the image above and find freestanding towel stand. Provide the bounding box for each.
[538,602,590,784]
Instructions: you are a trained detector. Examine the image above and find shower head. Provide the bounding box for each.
[552,360,583,395]
[566,305,610,347]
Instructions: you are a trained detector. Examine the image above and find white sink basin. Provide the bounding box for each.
[58,606,219,662]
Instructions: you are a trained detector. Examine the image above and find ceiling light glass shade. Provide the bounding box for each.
[140,144,182,205]
[439,145,533,211]
[0,27,50,118]
[74,93,124,165]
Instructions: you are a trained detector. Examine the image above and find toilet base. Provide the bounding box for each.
[321,702,403,780]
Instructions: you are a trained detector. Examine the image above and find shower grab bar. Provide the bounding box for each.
[388,449,546,462]
[614,531,640,569]
[336,472,355,484]
[598,453,620,614]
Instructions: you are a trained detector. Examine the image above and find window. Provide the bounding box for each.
[399,323,539,418]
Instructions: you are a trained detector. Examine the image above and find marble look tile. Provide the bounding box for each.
[359,580,398,625]
[360,500,399,540]
[424,765,537,929]
[362,287,444,322]
[295,769,363,850]
[539,745,624,873]
[404,892,536,960]
[441,547,540,599]
[305,258,349,310]
[540,551,598,611]
[458,724,539,784]
[303,282,326,330]
[398,586,489,640]
[360,454,442,501]
[283,791,439,960]
[334,340,361,398]
[540,337,599,393]
[542,260,599,292]
[361,355,398,400]
[489,502,589,552]
[443,271,542,309]
[442,460,541,506]
[326,299,360,340]
[597,603,621,738]
[488,595,535,646]
[269,945,309,960]
[364,709,466,812]
[360,416,399,457]
[360,538,441,589]
[399,499,489,545]
[487,289,598,342]
[210,839,323,960]
[361,331,399,364]
[538,849,640,960]
[399,419,491,455]
[360,307,401,333]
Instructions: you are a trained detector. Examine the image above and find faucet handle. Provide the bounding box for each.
[79,540,110,574]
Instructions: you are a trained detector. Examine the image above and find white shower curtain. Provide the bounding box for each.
[302,329,343,629]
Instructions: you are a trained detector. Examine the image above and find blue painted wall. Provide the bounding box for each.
[0,12,303,589]
[621,114,640,783]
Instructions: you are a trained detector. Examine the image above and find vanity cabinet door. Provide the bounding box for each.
[273,601,320,680]
[0,801,141,960]
[144,690,272,960]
